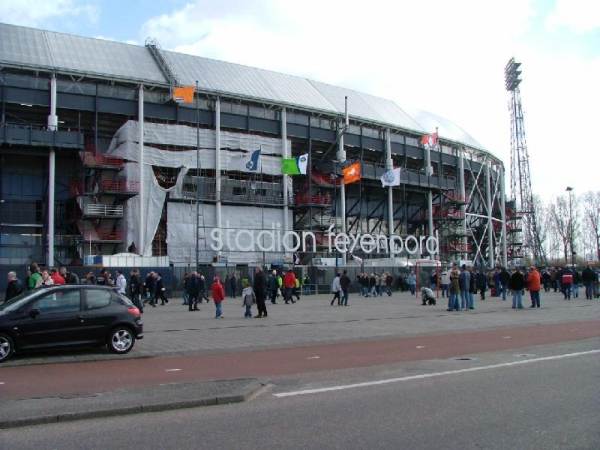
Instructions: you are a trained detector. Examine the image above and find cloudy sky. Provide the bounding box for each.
[1,0,598,201]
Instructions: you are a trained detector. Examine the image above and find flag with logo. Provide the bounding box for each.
[380,167,401,187]
[281,153,308,175]
[230,149,261,172]
[172,86,195,104]
[342,161,361,185]
[420,129,439,148]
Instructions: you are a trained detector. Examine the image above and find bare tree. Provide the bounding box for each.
[531,194,548,264]
[582,191,600,262]
[548,196,571,264]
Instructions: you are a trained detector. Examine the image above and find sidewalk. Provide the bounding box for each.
[0,378,265,429]
[3,290,600,367]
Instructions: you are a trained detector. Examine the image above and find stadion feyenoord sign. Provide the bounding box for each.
[209,224,439,256]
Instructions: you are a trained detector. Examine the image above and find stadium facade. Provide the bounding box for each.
[0,23,516,271]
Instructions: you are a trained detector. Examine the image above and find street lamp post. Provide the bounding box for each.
[566,186,575,266]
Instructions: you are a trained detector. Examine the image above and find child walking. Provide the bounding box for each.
[241,280,256,318]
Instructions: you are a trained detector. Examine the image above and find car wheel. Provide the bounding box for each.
[0,333,15,363]
[107,327,135,354]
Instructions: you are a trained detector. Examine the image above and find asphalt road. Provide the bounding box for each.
[2,340,599,450]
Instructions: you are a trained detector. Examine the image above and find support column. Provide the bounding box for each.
[385,129,394,237]
[424,140,434,242]
[215,97,222,230]
[138,85,145,255]
[281,107,289,232]
[485,161,494,268]
[458,147,467,261]
[500,165,508,267]
[47,73,58,267]
[337,124,347,265]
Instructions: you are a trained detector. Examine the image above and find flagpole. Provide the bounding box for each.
[195,80,200,271]
[385,128,394,243]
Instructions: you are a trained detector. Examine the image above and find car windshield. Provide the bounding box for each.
[0,289,40,312]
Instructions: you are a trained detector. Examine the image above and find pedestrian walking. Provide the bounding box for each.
[229,273,237,298]
[253,267,268,318]
[407,272,416,296]
[60,267,79,284]
[459,265,471,310]
[41,270,54,286]
[211,276,225,318]
[115,270,127,295]
[186,272,200,311]
[448,264,461,311]
[440,269,449,298]
[527,266,541,308]
[385,273,393,296]
[499,267,510,300]
[128,269,143,313]
[340,270,351,306]
[477,269,487,301]
[331,273,341,306]
[268,270,278,304]
[510,267,525,309]
[283,269,296,304]
[561,268,573,300]
[155,273,168,305]
[241,279,255,318]
[573,269,581,298]
[582,264,595,300]
[5,271,23,302]
[50,268,65,285]
[27,263,43,289]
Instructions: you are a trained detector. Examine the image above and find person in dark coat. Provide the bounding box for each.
[509,268,525,309]
[128,269,143,313]
[268,270,279,304]
[60,267,79,285]
[186,272,200,311]
[144,272,156,307]
[253,267,268,318]
[229,274,237,298]
[476,269,487,300]
[5,271,23,302]
[499,267,511,300]
[340,270,351,306]
[155,273,168,305]
[582,264,596,300]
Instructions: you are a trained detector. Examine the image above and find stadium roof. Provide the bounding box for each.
[0,22,488,152]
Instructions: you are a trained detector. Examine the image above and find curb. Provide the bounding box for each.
[0,381,266,429]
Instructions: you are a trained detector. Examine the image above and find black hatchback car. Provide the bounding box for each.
[0,285,143,362]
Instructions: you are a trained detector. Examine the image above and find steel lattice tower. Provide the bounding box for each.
[505,58,545,265]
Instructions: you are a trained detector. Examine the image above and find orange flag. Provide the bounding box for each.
[342,161,361,185]
[173,86,195,104]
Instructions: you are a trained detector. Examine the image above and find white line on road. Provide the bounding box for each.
[274,349,600,398]
[307,356,321,360]
[165,369,182,372]
[416,346,426,349]
[0,382,4,385]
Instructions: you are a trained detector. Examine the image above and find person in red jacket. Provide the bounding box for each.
[283,269,297,304]
[527,266,542,308]
[50,268,66,285]
[211,276,225,318]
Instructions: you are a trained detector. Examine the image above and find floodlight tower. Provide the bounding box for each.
[505,58,545,265]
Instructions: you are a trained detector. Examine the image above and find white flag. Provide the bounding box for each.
[380,167,401,187]
[229,149,261,172]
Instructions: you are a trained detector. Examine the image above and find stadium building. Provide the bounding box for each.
[0,22,516,274]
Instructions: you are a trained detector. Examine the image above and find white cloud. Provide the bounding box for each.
[546,0,600,33]
[0,0,98,28]
[139,0,599,201]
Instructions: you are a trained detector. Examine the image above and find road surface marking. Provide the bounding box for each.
[416,346,425,349]
[503,336,512,339]
[165,369,182,372]
[274,349,600,398]
[0,382,4,385]
[307,356,321,360]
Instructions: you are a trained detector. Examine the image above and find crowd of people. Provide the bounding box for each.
[4,261,600,320]
[433,263,600,312]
